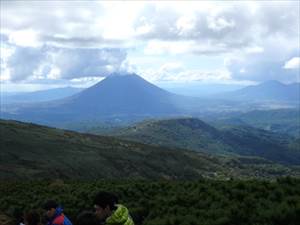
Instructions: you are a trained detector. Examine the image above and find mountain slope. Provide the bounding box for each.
[63,74,182,115]
[217,80,300,102]
[0,87,84,104]
[0,119,297,180]
[98,118,300,165]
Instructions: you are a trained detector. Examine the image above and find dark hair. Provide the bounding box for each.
[93,191,118,210]
[24,210,40,225]
[43,200,58,210]
[76,211,98,225]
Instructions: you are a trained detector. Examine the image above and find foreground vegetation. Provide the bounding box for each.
[1,178,299,225]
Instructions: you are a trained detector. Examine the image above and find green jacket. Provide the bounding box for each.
[106,204,134,225]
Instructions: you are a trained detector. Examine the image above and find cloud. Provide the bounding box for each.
[134,1,299,55]
[4,44,128,81]
[137,62,231,82]
[283,57,300,69]
[0,1,125,48]
[226,51,300,83]
[6,46,47,81]
[4,1,298,53]
[50,47,127,79]
[1,1,299,85]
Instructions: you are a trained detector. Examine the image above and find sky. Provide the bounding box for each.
[0,1,299,92]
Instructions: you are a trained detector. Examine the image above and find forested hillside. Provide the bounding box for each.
[0,178,299,225]
[1,119,298,180]
[95,118,300,165]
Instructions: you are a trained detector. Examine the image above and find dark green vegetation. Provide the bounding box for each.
[92,118,300,165]
[1,119,299,180]
[1,178,300,225]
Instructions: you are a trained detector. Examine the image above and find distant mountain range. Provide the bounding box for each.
[1,87,84,104]
[156,82,245,97]
[0,76,298,127]
[1,119,298,180]
[216,80,300,102]
[93,118,300,165]
[210,108,300,137]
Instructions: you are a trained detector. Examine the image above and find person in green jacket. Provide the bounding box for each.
[93,191,134,225]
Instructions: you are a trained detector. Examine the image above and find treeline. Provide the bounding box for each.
[0,177,299,225]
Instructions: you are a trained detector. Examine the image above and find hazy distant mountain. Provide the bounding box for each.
[1,119,298,180]
[156,82,245,97]
[216,80,300,102]
[98,118,300,165]
[1,87,84,104]
[211,108,300,137]
[2,76,298,127]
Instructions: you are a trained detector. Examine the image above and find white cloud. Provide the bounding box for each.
[1,1,299,85]
[3,45,128,81]
[8,29,40,47]
[135,1,299,56]
[245,46,264,54]
[176,15,196,35]
[207,15,236,31]
[50,47,127,79]
[6,46,47,81]
[136,61,231,83]
[283,57,300,69]
[144,40,193,55]
[2,1,298,52]
[70,76,104,88]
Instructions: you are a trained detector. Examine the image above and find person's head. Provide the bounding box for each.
[24,210,40,225]
[93,192,118,221]
[76,211,98,225]
[43,200,58,219]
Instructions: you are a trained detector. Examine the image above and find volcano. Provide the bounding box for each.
[2,74,187,125]
[64,74,182,115]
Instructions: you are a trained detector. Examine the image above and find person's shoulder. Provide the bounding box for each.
[52,215,64,225]
[62,215,73,225]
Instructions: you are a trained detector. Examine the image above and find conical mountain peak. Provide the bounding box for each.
[61,73,181,116]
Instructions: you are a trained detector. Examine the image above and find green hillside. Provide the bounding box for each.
[95,118,300,165]
[0,119,298,180]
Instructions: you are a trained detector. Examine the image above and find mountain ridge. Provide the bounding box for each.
[216,80,300,102]
[95,117,300,165]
